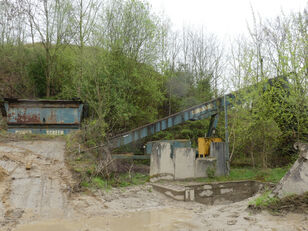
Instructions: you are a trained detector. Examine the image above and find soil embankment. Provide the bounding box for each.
[0,139,307,231]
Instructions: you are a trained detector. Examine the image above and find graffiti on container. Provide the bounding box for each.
[46,130,64,135]
[15,130,32,134]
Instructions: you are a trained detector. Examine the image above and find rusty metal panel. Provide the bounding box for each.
[3,99,83,135]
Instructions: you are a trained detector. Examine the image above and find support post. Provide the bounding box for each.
[224,95,230,174]
[207,113,219,137]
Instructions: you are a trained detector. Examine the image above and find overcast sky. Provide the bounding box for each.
[149,0,307,39]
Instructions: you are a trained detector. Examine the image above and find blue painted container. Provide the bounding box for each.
[3,98,83,135]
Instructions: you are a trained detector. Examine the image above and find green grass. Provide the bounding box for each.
[92,176,109,189]
[248,191,308,214]
[0,130,62,141]
[249,190,278,207]
[194,167,289,183]
[108,173,149,187]
[81,173,149,190]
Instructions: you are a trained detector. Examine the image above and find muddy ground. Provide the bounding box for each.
[0,139,307,231]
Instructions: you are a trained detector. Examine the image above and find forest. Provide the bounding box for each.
[0,0,307,168]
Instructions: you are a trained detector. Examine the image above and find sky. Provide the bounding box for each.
[149,0,307,39]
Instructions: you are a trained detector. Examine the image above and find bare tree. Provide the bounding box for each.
[96,0,164,65]
[180,26,224,96]
[26,0,74,97]
[72,0,101,96]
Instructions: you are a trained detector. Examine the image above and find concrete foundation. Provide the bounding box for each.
[152,180,268,205]
[189,181,263,205]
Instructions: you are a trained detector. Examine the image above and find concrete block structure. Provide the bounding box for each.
[194,158,216,178]
[149,140,228,180]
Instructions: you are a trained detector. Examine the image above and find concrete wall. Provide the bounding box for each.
[210,142,228,176]
[152,180,267,205]
[174,148,195,179]
[150,141,197,180]
[152,183,185,201]
[186,181,263,205]
[194,158,216,178]
[150,142,174,177]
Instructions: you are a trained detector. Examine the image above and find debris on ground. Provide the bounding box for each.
[249,191,308,215]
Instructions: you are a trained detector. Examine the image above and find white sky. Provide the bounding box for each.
[149,0,307,39]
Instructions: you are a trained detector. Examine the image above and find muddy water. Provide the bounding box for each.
[14,208,201,231]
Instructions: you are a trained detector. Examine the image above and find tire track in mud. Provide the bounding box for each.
[0,140,73,230]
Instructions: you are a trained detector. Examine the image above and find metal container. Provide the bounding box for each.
[197,137,222,158]
[3,98,83,135]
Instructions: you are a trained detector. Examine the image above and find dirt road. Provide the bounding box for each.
[0,139,307,231]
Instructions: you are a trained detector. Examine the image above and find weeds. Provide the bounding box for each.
[195,167,289,183]
[206,166,215,178]
[0,130,61,142]
[249,191,308,214]
[82,173,149,190]
[65,132,149,191]
[249,191,278,207]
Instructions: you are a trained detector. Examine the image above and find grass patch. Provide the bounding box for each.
[249,190,278,207]
[82,173,149,190]
[92,177,109,189]
[0,130,62,142]
[194,167,289,183]
[109,173,149,187]
[65,133,149,191]
[249,191,308,214]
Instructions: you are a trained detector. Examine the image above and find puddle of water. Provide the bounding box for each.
[14,208,200,231]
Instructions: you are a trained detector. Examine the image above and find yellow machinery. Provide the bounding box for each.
[198,137,222,158]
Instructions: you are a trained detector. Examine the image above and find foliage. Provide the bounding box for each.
[228,10,308,168]
[150,119,211,147]
[249,191,278,207]
[0,111,6,130]
[249,191,308,214]
[194,167,289,183]
[84,173,148,189]
[206,166,215,179]
[0,0,306,171]
[66,132,149,190]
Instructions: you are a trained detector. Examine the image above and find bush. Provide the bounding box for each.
[249,191,278,207]
[206,166,215,179]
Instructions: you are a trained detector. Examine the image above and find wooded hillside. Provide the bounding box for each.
[0,0,307,167]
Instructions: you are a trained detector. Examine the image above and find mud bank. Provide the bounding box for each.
[0,139,307,231]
